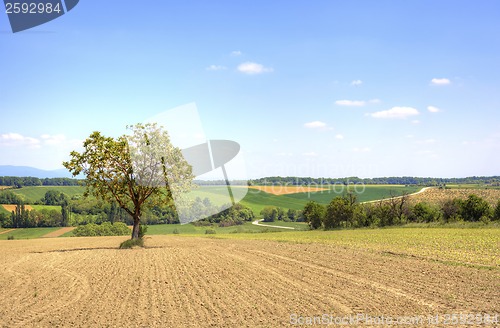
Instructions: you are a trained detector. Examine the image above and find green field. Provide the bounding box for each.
[2,186,85,203]
[30,205,62,211]
[0,205,9,215]
[0,227,60,240]
[208,227,500,268]
[240,185,422,214]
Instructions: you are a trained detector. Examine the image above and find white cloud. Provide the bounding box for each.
[412,120,421,124]
[304,121,327,129]
[416,138,436,145]
[230,50,242,56]
[351,79,363,86]
[335,100,366,107]
[206,65,227,71]
[302,151,318,157]
[430,78,451,85]
[335,134,344,140]
[369,98,381,104]
[237,62,273,75]
[352,147,371,153]
[40,134,66,145]
[0,133,40,148]
[427,105,441,113]
[369,106,420,119]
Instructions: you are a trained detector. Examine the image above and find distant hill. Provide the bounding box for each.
[0,166,72,178]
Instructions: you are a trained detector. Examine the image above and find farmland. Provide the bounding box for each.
[410,188,500,206]
[0,229,498,327]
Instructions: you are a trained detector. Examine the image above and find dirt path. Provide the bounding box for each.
[0,229,15,235]
[41,227,76,238]
[252,219,295,230]
[0,236,497,327]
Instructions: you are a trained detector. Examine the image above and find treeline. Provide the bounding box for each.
[249,176,500,186]
[0,176,81,187]
[292,193,500,230]
[0,189,255,228]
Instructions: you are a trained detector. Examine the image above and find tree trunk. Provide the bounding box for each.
[131,216,140,239]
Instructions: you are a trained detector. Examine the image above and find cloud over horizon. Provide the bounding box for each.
[369,107,420,119]
[237,62,273,74]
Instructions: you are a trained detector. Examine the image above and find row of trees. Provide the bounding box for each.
[249,176,500,186]
[260,207,302,222]
[0,177,80,187]
[302,193,500,230]
[0,204,66,228]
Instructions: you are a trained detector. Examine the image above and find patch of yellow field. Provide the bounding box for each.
[248,185,329,195]
[2,204,33,212]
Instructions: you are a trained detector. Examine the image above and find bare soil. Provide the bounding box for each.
[0,236,497,327]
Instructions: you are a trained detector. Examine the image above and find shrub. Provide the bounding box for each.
[494,200,500,221]
[119,238,144,249]
[138,225,148,239]
[172,228,180,234]
[409,202,440,223]
[441,199,463,223]
[7,235,14,240]
[73,222,131,237]
[461,194,491,222]
[205,229,216,234]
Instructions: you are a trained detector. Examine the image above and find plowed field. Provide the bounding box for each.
[0,236,498,327]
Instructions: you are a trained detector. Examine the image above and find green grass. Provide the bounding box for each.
[0,205,9,215]
[0,227,60,240]
[3,186,85,203]
[30,205,61,211]
[207,226,500,268]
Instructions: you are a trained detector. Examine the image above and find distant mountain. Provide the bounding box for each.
[0,166,73,178]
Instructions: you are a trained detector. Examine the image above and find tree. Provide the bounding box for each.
[260,207,278,222]
[63,123,194,240]
[302,201,325,230]
[461,194,491,222]
[494,200,500,221]
[324,196,353,229]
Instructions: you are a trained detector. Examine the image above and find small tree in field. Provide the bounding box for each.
[63,123,194,240]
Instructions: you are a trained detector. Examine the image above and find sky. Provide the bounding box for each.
[1,1,499,179]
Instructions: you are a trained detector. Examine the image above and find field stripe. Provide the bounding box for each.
[41,227,76,238]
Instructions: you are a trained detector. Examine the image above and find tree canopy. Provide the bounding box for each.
[63,123,194,239]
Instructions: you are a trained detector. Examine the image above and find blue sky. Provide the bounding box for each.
[1,1,499,178]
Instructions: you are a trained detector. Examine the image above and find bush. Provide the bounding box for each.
[441,199,463,223]
[7,235,14,240]
[205,228,216,234]
[494,200,500,221]
[409,202,440,223]
[461,194,491,222]
[73,222,131,237]
[119,238,144,249]
[172,228,180,234]
[138,225,147,239]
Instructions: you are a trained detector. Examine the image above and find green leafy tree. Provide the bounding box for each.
[461,194,491,222]
[63,123,194,240]
[303,201,325,230]
[324,196,352,229]
[494,200,500,221]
